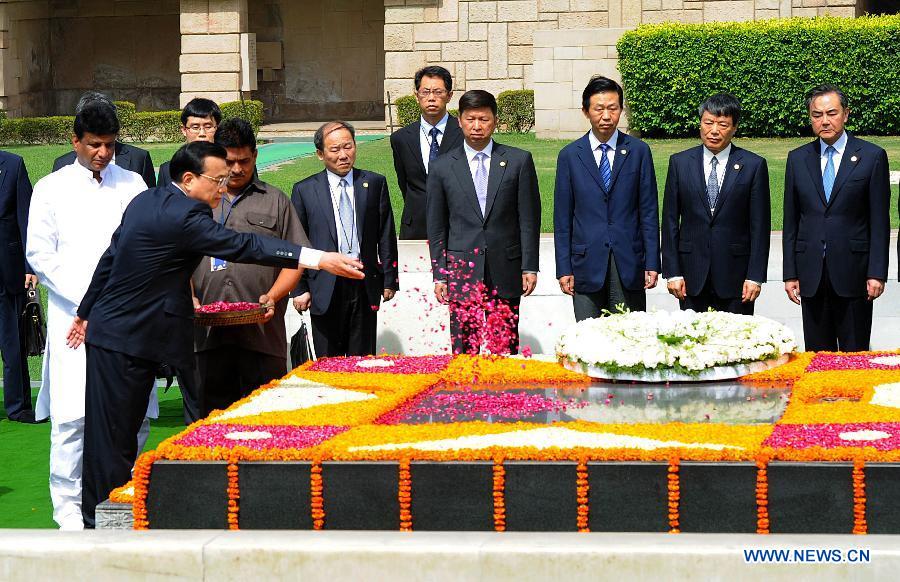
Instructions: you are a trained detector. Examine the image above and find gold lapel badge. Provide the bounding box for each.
[363,182,369,188]
[620,149,627,155]
[850,156,858,163]
[499,161,507,167]
[734,164,741,170]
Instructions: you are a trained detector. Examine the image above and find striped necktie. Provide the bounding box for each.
[598,143,611,192]
[707,155,720,210]
[429,126,440,163]
[823,145,836,203]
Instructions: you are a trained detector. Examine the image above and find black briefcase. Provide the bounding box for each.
[22,282,46,357]
[289,319,316,368]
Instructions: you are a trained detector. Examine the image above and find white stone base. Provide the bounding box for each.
[0,530,895,581]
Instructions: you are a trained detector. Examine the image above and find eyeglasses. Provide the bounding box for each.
[198,173,231,188]
[185,124,218,134]
[417,89,448,98]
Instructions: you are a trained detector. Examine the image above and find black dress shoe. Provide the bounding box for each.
[8,410,41,424]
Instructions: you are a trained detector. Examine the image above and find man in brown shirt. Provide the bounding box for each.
[190,118,309,417]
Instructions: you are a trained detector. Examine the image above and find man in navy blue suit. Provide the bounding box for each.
[662,94,771,315]
[70,142,364,527]
[554,76,660,321]
[0,150,38,423]
[783,85,890,351]
[291,121,399,357]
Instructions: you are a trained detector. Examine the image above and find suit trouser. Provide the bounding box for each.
[175,366,202,425]
[573,253,646,321]
[196,347,287,418]
[310,278,377,357]
[801,259,872,352]
[449,262,521,355]
[82,344,157,528]
[681,277,754,315]
[0,290,31,418]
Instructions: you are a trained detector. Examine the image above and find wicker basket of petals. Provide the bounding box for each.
[194,301,268,327]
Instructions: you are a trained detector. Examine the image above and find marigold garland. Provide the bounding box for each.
[492,457,506,532]
[755,455,770,534]
[667,457,680,533]
[310,460,325,530]
[576,458,590,532]
[131,450,159,530]
[109,481,135,504]
[226,456,240,530]
[853,459,867,535]
[399,459,412,531]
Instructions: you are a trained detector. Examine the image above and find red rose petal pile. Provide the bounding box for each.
[195,301,261,314]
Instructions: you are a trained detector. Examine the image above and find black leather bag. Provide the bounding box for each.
[289,319,316,368]
[22,282,46,357]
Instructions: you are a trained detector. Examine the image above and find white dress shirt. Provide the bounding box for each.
[326,168,360,258]
[588,129,618,171]
[420,113,449,172]
[820,130,847,174]
[703,143,731,192]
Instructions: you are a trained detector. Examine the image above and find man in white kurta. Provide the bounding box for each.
[27,132,155,530]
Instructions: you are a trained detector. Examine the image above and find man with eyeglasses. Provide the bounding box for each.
[390,65,463,239]
[70,141,365,527]
[52,91,157,189]
[27,103,156,530]
[157,98,222,188]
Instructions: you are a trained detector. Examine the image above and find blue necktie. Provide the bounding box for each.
[598,143,611,192]
[823,145,836,202]
[429,126,440,163]
[707,155,720,210]
[337,178,357,258]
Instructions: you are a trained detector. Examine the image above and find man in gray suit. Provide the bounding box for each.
[426,90,541,355]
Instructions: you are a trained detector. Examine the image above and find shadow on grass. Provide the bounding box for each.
[0,487,11,499]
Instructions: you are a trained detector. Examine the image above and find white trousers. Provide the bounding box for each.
[50,415,151,530]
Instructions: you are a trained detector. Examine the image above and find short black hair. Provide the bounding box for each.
[214,117,256,151]
[314,121,356,151]
[181,97,222,125]
[73,103,120,138]
[805,84,848,111]
[458,90,497,116]
[169,141,228,184]
[75,91,115,114]
[414,65,453,92]
[699,93,741,126]
[581,75,624,110]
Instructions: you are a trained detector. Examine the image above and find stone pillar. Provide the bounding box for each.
[180,0,248,107]
[0,1,18,116]
[533,27,630,140]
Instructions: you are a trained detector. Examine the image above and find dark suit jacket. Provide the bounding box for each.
[157,161,173,188]
[553,131,661,293]
[390,116,463,239]
[782,134,890,297]
[78,184,302,368]
[53,142,156,188]
[291,169,399,316]
[0,152,33,294]
[661,145,771,298]
[426,141,540,300]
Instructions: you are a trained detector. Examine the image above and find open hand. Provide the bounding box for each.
[66,316,87,349]
[319,252,365,280]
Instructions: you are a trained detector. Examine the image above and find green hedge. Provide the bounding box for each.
[394,91,535,133]
[617,15,900,137]
[0,99,265,145]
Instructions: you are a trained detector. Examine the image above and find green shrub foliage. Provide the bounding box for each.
[497,90,535,133]
[220,100,265,135]
[617,15,900,137]
[395,94,420,127]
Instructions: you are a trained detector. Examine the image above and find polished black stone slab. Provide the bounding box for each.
[679,463,758,533]
[323,462,399,530]
[147,461,228,529]
[859,464,900,534]
[410,462,494,531]
[239,463,311,530]
[767,463,853,533]
[504,462,578,531]
[588,463,669,532]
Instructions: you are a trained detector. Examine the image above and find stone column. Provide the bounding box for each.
[0,1,17,116]
[180,0,248,107]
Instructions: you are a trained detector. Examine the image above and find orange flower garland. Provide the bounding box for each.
[755,455,770,534]
[226,456,240,530]
[576,458,590,532]
[131,450,159,530]
[310,459,325,530]
[667,457,680,533]
[399,459,412,531]
[109,481,135,504]
[492,457,506,532]
[853,459,867,535]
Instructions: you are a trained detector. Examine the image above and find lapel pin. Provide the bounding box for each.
[363,182,369,188]
[620,149,627,155]
[500,161,506,167]
[734,164,740,170]
[850,155,858,162]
